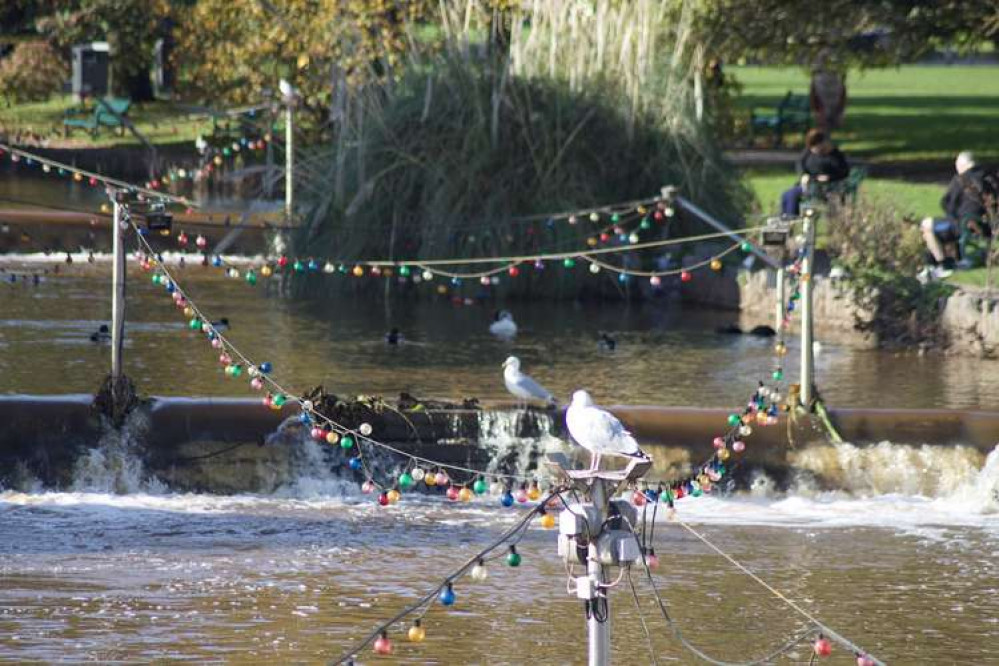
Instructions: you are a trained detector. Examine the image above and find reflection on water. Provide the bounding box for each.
[3,253,999,663]
[2,259,999,410]
[1,491,997,663]
[0,170,277,214]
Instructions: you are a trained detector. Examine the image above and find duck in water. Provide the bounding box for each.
[489,310,517,339]
[90,324,111,342]
[385,328,403,346]
[598,332,617,351]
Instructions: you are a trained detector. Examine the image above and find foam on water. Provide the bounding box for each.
[4,412,997,534]
[476,409,567,479]
[71,411,166,495]
[671,444,999,532]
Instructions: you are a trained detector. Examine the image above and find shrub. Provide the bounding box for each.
[826,199,954,346]
[0,41,68,105]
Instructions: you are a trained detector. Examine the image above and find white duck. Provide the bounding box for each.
[502,356,555,407]
[489,310,517,339]
[566,390,648,471]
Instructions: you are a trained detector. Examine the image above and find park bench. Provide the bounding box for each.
[748,91,810,148]
[63,97,132,137]
[804,166,867,209]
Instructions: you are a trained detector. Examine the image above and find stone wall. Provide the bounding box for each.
[690,261,999,355]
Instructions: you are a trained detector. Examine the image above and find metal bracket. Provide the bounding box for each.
[546,452,652,500]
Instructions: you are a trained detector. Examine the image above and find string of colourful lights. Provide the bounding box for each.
[142,224,769,290]
[0,143,196,208]
[128,207,785,507]
[329,489,564,663]
[129,214,547,490]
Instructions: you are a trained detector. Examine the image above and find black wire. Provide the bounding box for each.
[623,513,820,666]
[626,568,661,666]
[329,488,564,665]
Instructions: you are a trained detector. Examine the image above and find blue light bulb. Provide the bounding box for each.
[439,584,456,606]
[500,492,514,507]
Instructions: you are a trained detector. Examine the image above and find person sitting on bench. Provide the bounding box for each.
[919,151,994,280]
[780,129,850,217]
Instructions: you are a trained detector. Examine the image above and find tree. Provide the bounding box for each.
[38,0,172,101]
[173,0,428,126]
[686,0,999,67]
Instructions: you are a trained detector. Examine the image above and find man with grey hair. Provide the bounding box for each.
[919,151,994,280]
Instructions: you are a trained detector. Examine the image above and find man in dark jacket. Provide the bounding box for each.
[920,151,995,279]
[780,129,850,216]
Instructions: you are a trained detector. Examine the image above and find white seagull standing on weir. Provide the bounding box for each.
[489,310,518,339]
[502,356,555,407]
[566,390,649,471]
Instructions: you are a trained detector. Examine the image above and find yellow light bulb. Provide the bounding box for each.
[325,431,340,445]
[352,265,364,277]
[261,265,273,277]
[540,514,556,529]
[408,624,426,643]
[387,489,401,504]
[710,259,722,271]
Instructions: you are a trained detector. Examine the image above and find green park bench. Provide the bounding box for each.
[63,97,132,138]
[748,91,811,148]
[805,166,868,208]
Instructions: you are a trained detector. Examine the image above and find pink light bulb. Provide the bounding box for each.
[435,471,448,486]
[514,488,529,503]
[647,553,660,570]
[250,378,263,391]
[733,440,746,453]
[712,437,725,449]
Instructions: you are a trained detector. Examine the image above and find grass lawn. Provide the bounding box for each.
[744,168,943,218]
[0,95,217,148]
[731,65,999,166]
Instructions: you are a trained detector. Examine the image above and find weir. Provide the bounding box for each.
[2,394,996,494]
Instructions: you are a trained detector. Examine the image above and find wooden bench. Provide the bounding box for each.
[748,91,810,148]
[63,97,132,137]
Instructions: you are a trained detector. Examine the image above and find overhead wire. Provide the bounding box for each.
[328,488,563,665]
[128,215,540,484]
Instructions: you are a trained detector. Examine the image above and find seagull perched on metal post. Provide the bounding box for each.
[502,356,555,407]
[566,390,649,471]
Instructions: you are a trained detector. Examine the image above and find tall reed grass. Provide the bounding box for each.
[293,0,749,298]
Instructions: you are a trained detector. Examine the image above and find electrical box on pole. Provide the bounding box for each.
[547,453,652,666]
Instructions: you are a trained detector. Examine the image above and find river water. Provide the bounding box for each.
[2,252,999,664]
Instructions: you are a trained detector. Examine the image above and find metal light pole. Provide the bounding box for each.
[774,266,785,333]
[799,209,816,407]
[549,454,650,666]
[586,479,611,666]
[110,190,127,384]
[280,79,297,223]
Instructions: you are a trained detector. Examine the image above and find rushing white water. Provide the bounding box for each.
[476,409,567,481]
[70,411,167,495]
[1,439,993,536]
